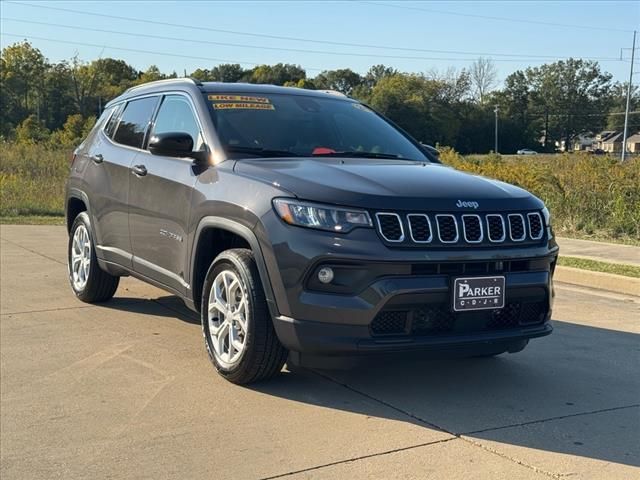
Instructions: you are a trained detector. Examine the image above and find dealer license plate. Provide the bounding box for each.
[453,276,505,312]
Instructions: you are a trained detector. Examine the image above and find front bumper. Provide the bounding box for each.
[272,269,554,354]
[257,217,558,355]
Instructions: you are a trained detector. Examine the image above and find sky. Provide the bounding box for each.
[1,0,639,85]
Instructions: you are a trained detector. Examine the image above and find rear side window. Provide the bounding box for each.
[112,96,158,148]
[152,95,204,150]
[104,104,123,138]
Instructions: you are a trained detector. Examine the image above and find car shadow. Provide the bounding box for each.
[102,295,200,325]
[256,320,640,468]
[102,293,640,468]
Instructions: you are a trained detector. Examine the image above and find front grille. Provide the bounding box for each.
[374,210,546,246]
[370,310,408,335]
[408,214,432,242]
[462,215,483,242]
[528,213,544,240]
[371,301,547,337]
[436,215,458,243]
[376,213,404,242]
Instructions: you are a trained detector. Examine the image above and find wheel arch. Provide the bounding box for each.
[190,217,278,318]
[66,189,91,233]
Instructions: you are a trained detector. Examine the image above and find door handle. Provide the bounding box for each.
[90,154,104,164]
[131,164,148,177]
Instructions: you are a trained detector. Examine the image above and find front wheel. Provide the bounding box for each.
[201,249,287,384]
[68,212,119,303]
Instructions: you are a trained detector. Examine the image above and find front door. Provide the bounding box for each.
[128,94,203,295]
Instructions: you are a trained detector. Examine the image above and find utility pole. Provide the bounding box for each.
[494,105,499,153]
[621,30,636,162]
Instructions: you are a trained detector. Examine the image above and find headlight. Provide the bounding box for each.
[273,198,372,233]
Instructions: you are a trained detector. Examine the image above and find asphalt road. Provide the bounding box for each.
[1,225,639,480]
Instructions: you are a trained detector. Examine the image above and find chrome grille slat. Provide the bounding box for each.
[527,212,544,240]
[486,214,506,242]
[436,215,459,243]
[407,214,433,243]
[508,214,526,241]
[375,212,405,242]
[462,214,483,243]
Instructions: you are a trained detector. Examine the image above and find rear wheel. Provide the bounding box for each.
[201,249,287,384]
[67,212,119,302]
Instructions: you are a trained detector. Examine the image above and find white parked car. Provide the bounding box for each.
[517,149,538,155]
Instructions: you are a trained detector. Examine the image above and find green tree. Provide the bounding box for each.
[527,58,612,149]
[245,63,306,85]
[606,82,639,132]
[0,41,48,136]
[209,64,246,82]
[364,64,397,87]
[49,113,95,147]
[136,65,169,84]
[313,68,362,95]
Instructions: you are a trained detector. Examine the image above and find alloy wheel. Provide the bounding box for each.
[207,269,249,368]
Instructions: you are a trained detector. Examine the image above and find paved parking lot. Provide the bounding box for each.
[1,225,639,479]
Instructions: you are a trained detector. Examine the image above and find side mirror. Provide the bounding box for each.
[149,132,208,163]
[148,132,193,157]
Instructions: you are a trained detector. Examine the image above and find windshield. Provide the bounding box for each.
[204,92,429,161]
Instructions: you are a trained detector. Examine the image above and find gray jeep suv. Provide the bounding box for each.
[66,78,558,384]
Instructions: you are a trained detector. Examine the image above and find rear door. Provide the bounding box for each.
[83,97,157,267]
[128,93,203,295]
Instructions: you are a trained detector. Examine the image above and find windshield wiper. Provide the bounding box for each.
[311,151,403,160]
[225,146,299,158]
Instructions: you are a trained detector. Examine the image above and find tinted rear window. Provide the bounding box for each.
[113,96,158,148]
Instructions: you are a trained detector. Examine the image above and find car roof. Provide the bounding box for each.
[106,78,354,107]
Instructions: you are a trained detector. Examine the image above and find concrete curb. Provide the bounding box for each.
[555,266,640,297]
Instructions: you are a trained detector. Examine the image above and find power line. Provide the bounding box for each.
[362,1,636,34]
[4,1,624,61]
[0,32,325,71]
[1,17,623,63]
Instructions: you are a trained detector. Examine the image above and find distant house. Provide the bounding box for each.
[595,131,618,150]
[555,133,595,152]
[625,132,640,153]
[602,132,624,153]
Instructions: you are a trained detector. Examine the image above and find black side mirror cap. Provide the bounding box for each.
[149,132,194,157]
[148,132,210,165]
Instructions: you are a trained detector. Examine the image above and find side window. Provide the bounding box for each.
[152,95,203,151]
[103,104,123,138]
[112,96,158,148]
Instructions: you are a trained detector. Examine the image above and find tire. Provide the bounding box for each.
[201,248,287,384]
[67,212,119,303]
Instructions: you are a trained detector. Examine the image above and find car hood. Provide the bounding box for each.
[234,158,543,212]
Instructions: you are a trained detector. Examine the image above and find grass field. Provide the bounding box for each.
[558,256,640,278]
[1,143,639,242]
[1,143,70,218]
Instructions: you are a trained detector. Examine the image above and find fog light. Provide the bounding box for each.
[318,267,334,284]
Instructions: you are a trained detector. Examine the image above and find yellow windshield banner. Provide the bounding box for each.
[212,102,275,110]
[208,95,271,104]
